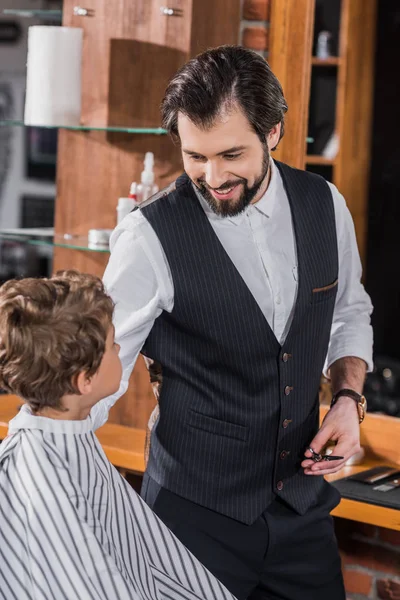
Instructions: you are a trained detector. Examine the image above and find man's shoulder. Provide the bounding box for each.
[275,159,334,206]
[135,173,191,211]
[136,180,178,210]
[275,159,330,186]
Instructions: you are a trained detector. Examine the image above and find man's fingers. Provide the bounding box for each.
[332,438,361,460]
[305,462,345,475]
[305,441,360,475]
[307,425,334,455]
[303,424,335,467]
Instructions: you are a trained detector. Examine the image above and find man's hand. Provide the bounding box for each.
[302,356,366,475]
[301,396,361,475]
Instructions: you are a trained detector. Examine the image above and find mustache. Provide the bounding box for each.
[197,179,245,191]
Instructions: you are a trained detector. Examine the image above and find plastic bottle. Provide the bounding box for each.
[116,183,138,224]
[137,152,159,203]
[129,182,138,203]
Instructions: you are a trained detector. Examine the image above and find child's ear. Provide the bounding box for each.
[76,371,94,395]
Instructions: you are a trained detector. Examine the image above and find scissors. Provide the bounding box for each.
[307,447,344,462]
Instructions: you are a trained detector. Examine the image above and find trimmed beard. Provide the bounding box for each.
[195,145,270,218]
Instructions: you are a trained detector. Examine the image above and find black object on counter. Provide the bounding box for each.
[333,466,400,510]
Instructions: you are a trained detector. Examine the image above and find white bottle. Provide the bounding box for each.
[116,183,138,224]
[316,31,332,59]
[137,152,159,203]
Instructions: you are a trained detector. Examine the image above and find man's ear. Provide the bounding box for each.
[267,123,282,151]
[76,371,93,395]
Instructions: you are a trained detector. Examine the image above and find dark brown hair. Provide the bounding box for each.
[0,270,114,412]
[161,45,288,148]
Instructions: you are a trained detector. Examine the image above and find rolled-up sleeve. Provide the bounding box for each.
[324,184,374,376]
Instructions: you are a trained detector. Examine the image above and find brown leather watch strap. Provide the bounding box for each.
[330,388,367,424]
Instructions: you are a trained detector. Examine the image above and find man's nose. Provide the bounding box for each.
[204,162,226,190]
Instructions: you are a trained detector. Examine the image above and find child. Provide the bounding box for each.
[0,271,236,600]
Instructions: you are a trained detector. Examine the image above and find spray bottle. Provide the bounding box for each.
[116,182,138,224]
[137,152,159,203]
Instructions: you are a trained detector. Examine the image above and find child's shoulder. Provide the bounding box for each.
[0,430,22,467]
[0,429,86,531]
[0,428,68,494]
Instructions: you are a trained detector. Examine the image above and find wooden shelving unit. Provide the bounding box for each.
[270,0,377,266]
[311,56,342,66]
[0,0,378,438]
[305,155,335,165]
[50,0,241,430]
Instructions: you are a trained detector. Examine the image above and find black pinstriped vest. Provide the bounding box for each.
[140,161,339,524]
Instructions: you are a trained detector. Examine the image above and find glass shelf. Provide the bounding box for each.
[0,122,313,140]
[0,230,110,254]
[0,121,167,135]
[3,9,62,20]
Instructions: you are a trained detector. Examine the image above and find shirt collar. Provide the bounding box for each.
[194,158,278,225]
[8,403,94,434]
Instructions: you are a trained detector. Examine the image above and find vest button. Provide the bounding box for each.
[277,481,284,491]
[282,419,292,428]
[282,352,292,362]
[280,450,289,460]
[284,385,293,396]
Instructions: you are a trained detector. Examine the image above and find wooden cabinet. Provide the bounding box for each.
[269,0,377,266]
[53,0,241,428]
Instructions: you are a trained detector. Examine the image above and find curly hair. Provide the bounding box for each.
[0,270,114,412]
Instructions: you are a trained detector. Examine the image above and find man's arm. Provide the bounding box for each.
[302,184,373,475]
[92,218,173,431]
[323,184,373,376]
[302,357,365,475]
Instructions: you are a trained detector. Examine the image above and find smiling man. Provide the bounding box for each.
[103,46,373,600]
[181,110,272,217]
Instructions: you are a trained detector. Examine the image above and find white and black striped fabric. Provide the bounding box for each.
[0,403,236,600]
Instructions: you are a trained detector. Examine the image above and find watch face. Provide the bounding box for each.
[358,397,367,423]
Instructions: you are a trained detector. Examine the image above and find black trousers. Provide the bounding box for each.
[141,473,345,600]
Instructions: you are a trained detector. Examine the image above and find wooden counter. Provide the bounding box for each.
[1,395,399,530]
[320,404,400,531]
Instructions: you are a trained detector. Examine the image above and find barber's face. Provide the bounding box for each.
[178,105,280,217]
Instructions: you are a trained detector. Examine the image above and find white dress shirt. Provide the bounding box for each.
[103,160,373,403]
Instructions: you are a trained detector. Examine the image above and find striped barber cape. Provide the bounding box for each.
[0,403,236,600]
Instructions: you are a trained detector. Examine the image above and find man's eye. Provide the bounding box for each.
[224,154,241,160]
[190,155,205,161]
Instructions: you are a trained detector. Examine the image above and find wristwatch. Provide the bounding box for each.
[330,388,367,424]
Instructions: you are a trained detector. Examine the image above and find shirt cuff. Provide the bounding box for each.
[323,346,374,379]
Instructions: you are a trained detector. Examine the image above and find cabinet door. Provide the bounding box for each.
[63,0,190,125]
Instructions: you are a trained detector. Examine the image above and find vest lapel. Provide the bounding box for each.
[182,177,281,349]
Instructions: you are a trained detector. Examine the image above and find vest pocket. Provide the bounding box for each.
[187,409,248,442]
[311,278,338,303]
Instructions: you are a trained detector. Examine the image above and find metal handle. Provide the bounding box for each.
[160,6,184,17]
[73,6,95,16]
